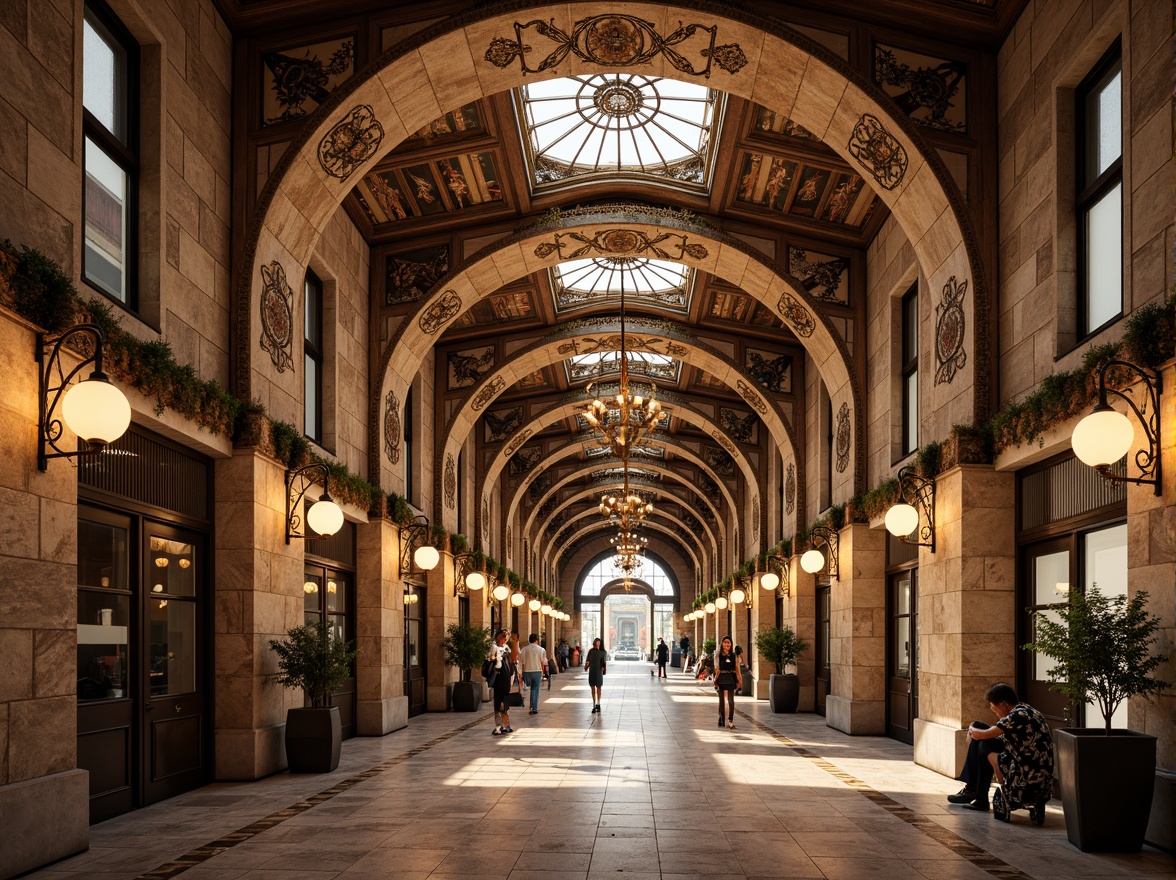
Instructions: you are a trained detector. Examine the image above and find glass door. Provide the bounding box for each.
[303,567,356,738]
[815,583,830,716]
[1021,537,1074,727]
[886,569,917,743]
[404,587,427,717]
[141,524,206,806]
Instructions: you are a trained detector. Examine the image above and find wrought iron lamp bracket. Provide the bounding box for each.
[285,462,331,544]
[896,465,936,551]
[1093,360,1162,495]
[809,524,839,579]
[398,513,430,579]
[452,552,475,597]
[37,321,110,471]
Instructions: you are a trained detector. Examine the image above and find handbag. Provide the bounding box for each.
[506,674,524,707]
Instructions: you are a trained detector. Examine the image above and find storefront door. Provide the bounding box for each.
[815,583,830,716]
[303,567,356,738]
[886,569,918,743]
[405,588,427,716]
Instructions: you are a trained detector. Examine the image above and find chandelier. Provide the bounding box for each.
[610,529,648,556]
[583,259,662,458]
[599,487,654,523]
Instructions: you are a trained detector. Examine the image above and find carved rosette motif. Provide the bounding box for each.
[776,292,816,338]
[835,402,851,474]
[444,453,456,510]
[317,104,384,180]
[785,464,795,515]
[258,261,294,373]
[485,15,747,78]
[534,228,708,261]
[384,389,401,464]
[736,379,767,414]
[934,276,968,386]
[848,113,908,190]
[471,376,507,412]
[419,290,462,334]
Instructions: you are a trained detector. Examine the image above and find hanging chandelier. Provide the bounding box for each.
[610,528,648,556]
[583,259,662,458]
[598,487,654,522]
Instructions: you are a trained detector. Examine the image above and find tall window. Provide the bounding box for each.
[822,391,832,511]
[1076,44,1122,338]
[83,2,138,306]
[901,284,919,455]
[403,390,414,505]
[304,271,323,443]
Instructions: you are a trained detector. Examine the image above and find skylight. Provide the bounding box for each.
[517,74,720,192]
[551,257,692,313]
[566,350,680,384]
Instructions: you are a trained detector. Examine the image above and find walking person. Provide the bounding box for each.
[519,633,547,715]
[487,629,515,735]
[584,637,608,713]
[714,635,741,729]
[679,635,690,673]
[655,637,669,679]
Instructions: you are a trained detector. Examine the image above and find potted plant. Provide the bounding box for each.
[442,622,492,711]
[755,625,809,713]
[1026,587,1168,851]
[702,636,716,657]
[269,621,358,773]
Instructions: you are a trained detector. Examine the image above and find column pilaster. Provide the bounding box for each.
[826,524,886,735]
[355,519,407,735]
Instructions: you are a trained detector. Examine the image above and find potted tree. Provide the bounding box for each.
[269,621,358,773]
[442,622,492,711]
[755,625,809,713]
[1026,587,1168,851]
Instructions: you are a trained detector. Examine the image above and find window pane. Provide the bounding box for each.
[1085,68,1121,184]
[1033,608,1064,681]
[85,137,128,301]
[304,574,322,613]
[1033,550,1070,606]
[305,275,321,347]
[1083,523,1126,598]
[148,597,196,695]
[904,370,918,453]
[79,518,129,590]
[326,576,346,612]
[149,536,196,597]
[895,616,910,678]
[83,13,126,141]
[1084,182,1122,332]
[903,291,918,362]
[304,355,318,439]
[78,591,130,701]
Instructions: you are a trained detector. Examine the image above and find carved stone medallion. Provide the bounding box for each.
[419,290,462,334]
[318,104,384,180]
[504,428,533,457]
[258,261,294,373]
[848,113,908,190]
[736,379,767,414]
[384,389,401,464]
[785,463,795,514]
[776,292,816,338]
[835,402,851,474]
[934,275,968,386]
[472,377,508,413]
[444,453,456,510]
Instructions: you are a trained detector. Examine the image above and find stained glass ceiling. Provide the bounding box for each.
[517,73,721,192]
[551,256,692,314]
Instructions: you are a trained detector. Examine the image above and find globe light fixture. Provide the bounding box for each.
[884,502,920,538]
[730,588,745,605]
[465,570,487,591]
[800,549,826,574]
[884,467,936,550]
[715,595,728,610]
[529,598,541,611]
[38,321,131,470]
[492,583,510,602]
[510,591,526,607]
[704,601,716,614]
[541,603,552,615]
[285,462,344,543]
[413,544,440,571]
[801,524,840,577]
[760,570,780,592]
[1071,358,1162,494]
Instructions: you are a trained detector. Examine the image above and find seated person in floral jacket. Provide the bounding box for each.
[947,682,1054,817]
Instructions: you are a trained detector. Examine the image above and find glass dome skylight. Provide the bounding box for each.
[517,74,720,191]
[552,256,692,313]
[566,350,680,384]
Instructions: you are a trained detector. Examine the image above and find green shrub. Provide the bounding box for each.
[268,621,358,708]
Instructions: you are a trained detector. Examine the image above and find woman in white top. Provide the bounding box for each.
[487,629,514,735]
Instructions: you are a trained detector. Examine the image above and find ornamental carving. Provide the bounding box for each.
[736,379,767,414]
[509,447,542,477]
[534,228,708,261]
[485,15,747,78]
[788,247,850,303]
[263,39,354,126]
[504,428,533,457]
[848,113,908,190]
[835,402,851,474]
[443,454,456,510]
[384,389,401,464]
[471,376,507,412]
[484,406,522,442]
[776,292,815,338]
[934,276,968,386]
[874,45,966,133]
[752,495,759,526]
[785,463,795,514]
[318,104,384,180]
[419,290,462,334]
[746,350,792,394]
[482,497,489,532]
[705,443,735,476]
[258,261,294,373]
[719,408,756,444]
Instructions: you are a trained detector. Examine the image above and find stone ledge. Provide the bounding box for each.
[0,769,88,880]
[913,717,967,779]
[357,696,408,736]
[826,695,884,735]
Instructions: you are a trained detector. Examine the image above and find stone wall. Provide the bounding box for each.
[996,0,1173,402]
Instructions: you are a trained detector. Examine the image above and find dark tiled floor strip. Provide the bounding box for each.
[133,712,493,880]
[737,709,1039,880]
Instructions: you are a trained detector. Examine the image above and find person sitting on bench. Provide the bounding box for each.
[947,682,1054,815]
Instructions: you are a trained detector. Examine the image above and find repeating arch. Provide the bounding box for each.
[547,505,714,575]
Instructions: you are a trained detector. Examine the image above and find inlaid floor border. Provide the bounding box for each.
[737,709,1039,880]
[134,712,493,880]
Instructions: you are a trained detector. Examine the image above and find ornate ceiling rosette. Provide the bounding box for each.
[418,290,462,334]
[847,113,908,191]
[776,292,816,338]
[934,275,968,386]
[318,104,384,181]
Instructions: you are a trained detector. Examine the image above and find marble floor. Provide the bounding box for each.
[27,663,1174,880]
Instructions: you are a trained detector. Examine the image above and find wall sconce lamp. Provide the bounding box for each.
[800,524,839,578]
[38,322,131,471]
[885,466,936,550]
[758,555,790,597]
[399,514,439,577]
[452,553,487,597]
[1071,359,1162,495]
[491,582,510,602]
[285,463,344,543]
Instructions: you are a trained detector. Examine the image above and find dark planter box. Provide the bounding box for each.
[452,679,482,712]
[769,673,799,713]
[1056,728,1157,852]
[740,665,754,696]
[285,706,342,774]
